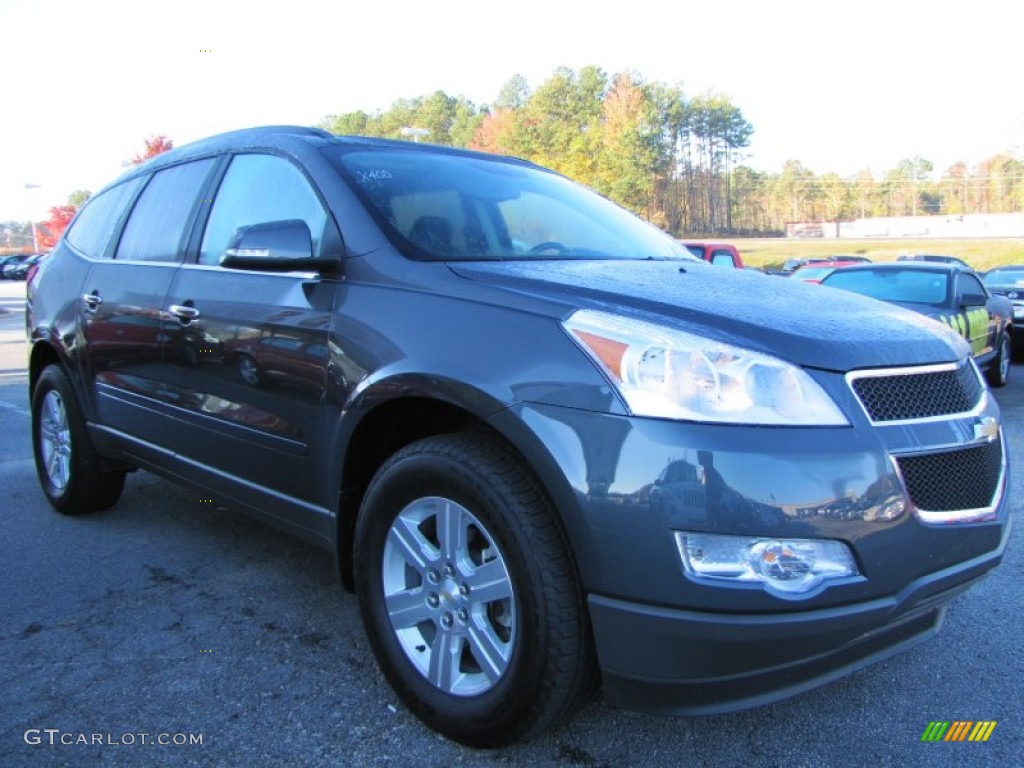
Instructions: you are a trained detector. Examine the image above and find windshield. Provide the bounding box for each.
[984,268,1024,286]
[823,268,950,306]
[326,146,692,262]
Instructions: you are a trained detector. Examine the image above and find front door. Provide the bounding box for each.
[149,153,340,535]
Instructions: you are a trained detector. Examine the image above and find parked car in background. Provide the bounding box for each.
[776,257,809,274]
[3,253,46,280]
[821,262,1014,386]
[789,260,860,284]
[821,254,871,264]
[679,240,744,268]
[982,265,1024,348]
[1,253,36,278]
[1,253,36,279]
[26,126,1011,746]
[771,254,870,276]
[898,253,972,269]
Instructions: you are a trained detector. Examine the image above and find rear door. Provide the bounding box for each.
[81,158,217,441]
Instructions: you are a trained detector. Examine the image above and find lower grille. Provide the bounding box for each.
[896,438,1003,513]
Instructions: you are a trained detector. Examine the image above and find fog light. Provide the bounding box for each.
[675,532,859,598]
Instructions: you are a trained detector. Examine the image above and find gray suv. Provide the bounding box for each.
[27,126,1010,746]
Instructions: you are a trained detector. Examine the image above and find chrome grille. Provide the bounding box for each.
[849,362,983,423]
[896,438,1003,512]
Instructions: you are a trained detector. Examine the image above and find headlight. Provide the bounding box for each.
[563,309,848,425]
[675,532,859,598]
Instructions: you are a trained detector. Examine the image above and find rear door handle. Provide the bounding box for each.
[169,304,201,324]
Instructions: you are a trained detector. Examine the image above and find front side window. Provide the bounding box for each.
[200,154,328,266]
[957,273,987,301]
[64,177,144,259]
[327,147,691,262]
[116,159,215,263]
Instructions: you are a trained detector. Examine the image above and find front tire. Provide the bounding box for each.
[236,354,263,387]
[32,365,125,514]
[354,431,594,746]
[986,332,1011,388]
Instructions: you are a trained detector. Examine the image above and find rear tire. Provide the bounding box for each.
[32,365,125,514]
[354,430,595,746]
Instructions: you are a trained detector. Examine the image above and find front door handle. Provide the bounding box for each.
[81,293,102,312]
[168,304,200,324]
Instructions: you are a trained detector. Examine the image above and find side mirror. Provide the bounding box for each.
[959,292,987,307]
[220,219,339,272]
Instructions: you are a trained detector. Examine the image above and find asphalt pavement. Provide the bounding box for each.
[0,278,1021,768]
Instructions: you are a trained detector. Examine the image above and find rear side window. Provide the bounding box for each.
[116,159,216,263]
[199,154,328,266]
[64,177,144,259]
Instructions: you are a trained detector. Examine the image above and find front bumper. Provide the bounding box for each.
[590,515,1010,714]
[492,372,1010,714]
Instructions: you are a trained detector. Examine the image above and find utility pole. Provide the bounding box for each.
[25,183,42,253]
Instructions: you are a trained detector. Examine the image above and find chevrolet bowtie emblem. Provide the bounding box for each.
[973,416,999,442]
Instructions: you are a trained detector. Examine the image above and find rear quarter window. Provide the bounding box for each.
[64,177,144,259]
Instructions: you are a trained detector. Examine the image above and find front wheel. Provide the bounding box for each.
[32,365,125,514]
[986,332,1011,388]
[236,354,263,387]
[354,431,594,746]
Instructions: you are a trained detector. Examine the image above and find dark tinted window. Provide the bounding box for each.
[958,273,986,300]
[64,178,144,259]
[116,159,215,263]
[199,154,328,266]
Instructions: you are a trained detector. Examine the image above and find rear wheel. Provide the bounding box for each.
[354,431,594,746]
[32,365,125,514]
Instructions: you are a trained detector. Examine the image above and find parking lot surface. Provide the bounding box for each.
[0,279,1021,767]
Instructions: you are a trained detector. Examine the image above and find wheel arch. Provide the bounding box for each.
[332,379,584,597]
[28,340,63,398]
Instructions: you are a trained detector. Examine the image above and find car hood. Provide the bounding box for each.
[448,260,968,371]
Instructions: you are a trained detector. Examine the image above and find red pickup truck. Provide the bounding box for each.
[680,240,744,268]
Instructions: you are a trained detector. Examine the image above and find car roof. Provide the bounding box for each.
[136,126,530,170]
[827,261,969,275]
[99,125,539,195]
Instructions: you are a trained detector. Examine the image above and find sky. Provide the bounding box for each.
[1,0,1021,222]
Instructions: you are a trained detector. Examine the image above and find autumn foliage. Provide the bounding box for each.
[318,65,1024,235]
[131,135,174,165]
[36,205,78,251]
